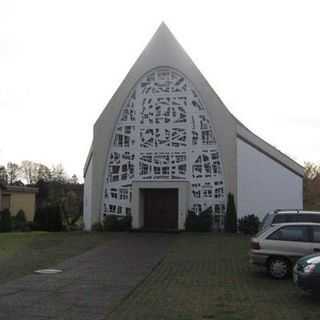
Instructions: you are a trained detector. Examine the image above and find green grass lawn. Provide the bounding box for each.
[108,233,320,320]
[0,231,110,284]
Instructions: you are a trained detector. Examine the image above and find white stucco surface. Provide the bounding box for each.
[237,138,303,220]
[83,24,304,229]
[84,155,93,230]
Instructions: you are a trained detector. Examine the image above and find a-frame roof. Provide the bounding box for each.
[85,23,304,178]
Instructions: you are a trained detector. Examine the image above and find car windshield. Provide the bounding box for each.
[273,214,295,223]
[255,227,274,238]
[260,213,274,230]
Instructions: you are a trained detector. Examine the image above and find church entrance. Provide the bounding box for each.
[143,189,178,231]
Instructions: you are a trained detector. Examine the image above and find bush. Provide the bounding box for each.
[103,214,132,231]
[224,193,237,233]
[238,214,260,235]
[12,210,28,231]
[91,222,103,232]
[27,221,36,231]
[33,206,63,232]
[185,207,213,232]
[47,206,63,232]
[33,207,47,230]
[0,209,12,232]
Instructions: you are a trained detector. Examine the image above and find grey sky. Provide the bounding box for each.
[1,0,319,181]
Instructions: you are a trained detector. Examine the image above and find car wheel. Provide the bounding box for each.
[268,257,290,279]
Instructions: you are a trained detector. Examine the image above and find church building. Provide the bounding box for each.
[83,23,304,231]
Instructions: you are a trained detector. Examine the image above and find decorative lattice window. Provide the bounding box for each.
[103,67,226,221]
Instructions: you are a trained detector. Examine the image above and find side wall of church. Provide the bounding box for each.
[237,138,303,220]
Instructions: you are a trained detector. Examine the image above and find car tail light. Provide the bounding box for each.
[251,241,260,250]
[303,264,316,274]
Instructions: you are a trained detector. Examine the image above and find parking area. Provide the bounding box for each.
[108,233,320,320]
[0,232,319,320]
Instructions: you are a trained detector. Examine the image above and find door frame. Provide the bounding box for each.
[143,188,178,230]
[131,180,190,231]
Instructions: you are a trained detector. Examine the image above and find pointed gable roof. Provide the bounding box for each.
[86,23,303,179]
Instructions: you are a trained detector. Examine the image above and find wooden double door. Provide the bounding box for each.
[143,189,178,231]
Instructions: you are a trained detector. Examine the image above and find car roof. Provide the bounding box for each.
[271,210,320,215]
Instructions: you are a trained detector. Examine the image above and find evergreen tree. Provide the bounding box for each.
[0,209,12,232]
[224,193,237,233]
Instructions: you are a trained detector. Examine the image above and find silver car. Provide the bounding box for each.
[250,222,320,279]
[260,210,320,231]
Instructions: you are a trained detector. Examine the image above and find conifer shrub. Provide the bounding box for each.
[224,193,237,233]
[33,207,48,230]
[185,207,213,232]
[238,214,260,235]
[47,205,63,232]
[13,209,27,231]
[0,209,12,232]
[33,206,63,231]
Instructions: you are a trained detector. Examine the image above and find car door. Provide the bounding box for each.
[311,226,320,253]
[265,225,313,259]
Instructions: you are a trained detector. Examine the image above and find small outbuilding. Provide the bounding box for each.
[83,24,304,231]
[0,184,38,221]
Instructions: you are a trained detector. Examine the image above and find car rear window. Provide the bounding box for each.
[267,226,309,242]
[299,214,320,223]
[272,214,295,223]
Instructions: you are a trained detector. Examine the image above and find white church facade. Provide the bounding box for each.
[83,24,304,231]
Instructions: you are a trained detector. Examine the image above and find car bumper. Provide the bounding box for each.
[293,268,320,291]
[249,252,269,267]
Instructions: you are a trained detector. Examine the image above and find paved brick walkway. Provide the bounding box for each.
[0,233,175,320]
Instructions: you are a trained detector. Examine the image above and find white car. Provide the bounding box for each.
[250,222,320,279]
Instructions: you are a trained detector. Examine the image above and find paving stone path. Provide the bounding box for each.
[0,233,175,320]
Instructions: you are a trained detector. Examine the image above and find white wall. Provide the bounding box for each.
[237,138,303,221]
[83,156,93,231]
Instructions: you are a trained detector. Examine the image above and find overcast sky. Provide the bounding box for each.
[1,0,319,181]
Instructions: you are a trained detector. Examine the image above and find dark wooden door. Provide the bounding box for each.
[144,189,178,230]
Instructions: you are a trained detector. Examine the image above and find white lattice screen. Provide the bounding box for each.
[103,67,226,224]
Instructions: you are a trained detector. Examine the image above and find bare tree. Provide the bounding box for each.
[61,190,82,227]
[6,162,20,184]
[37,164,52,182]
[0,166,8,184]
[20,161,56,184]
[304,162,320,210]
[51,164,67,183]
[20,161,38,184]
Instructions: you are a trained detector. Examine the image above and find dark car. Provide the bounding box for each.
[293,254,320,293]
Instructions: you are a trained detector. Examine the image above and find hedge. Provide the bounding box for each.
[0,209,12,232]
[103,214,132,231]
[185,207,213,232]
